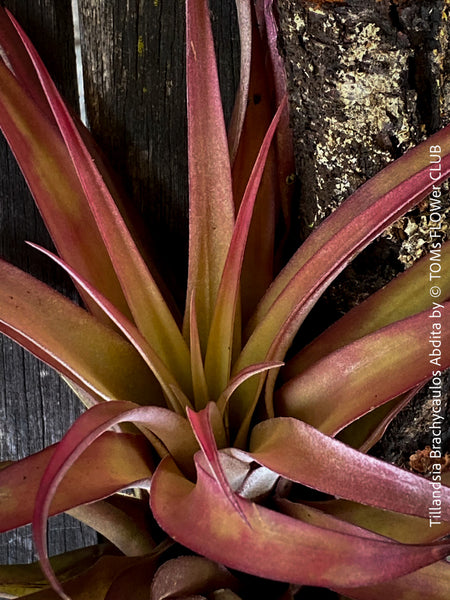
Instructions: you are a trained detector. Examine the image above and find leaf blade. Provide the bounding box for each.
[276,303,450,434]
[183,0,235,351]
[151,454,450,589]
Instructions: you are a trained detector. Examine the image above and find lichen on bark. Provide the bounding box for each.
[278,0,450,267]
[277,0,450,465]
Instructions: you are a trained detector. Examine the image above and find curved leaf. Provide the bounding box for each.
[0,432,153,533]
[0,36,130,323]
[30,245,188,413]
[284,239,450,379]
[0,259,161,406]
[232,124,450,425]
[19,555,157,600]
[150,556,240,600]
[32,400,197,599]
[8,13,193,397]
[151,454,450,589]
[276,303,450,434]
[0,545,109,597]
[249,417,450,519]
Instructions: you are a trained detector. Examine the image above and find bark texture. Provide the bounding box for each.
[277,0,450,466]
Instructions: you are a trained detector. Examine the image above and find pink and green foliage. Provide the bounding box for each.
[0,0,450,598]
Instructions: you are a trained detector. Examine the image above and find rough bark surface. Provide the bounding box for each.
[77,0,239,299]
[277,0,450,466]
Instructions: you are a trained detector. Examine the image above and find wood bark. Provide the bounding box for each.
[277,0,450,466]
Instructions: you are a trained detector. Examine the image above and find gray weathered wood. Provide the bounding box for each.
[0,0,97,565]
[0,0,239,566]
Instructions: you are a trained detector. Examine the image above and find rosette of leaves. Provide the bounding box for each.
[0,1,450,599]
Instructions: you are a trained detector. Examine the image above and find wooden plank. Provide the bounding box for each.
[0,0,239,566]
[77,0,239,301]
[0,0,97,565]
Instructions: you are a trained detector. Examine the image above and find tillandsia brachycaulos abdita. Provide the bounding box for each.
[0,1,450,599]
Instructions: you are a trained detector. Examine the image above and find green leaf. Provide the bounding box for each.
[0,259,161,406]
[204,98,287,399]
[301,499,450,545]
[0,545,109,597]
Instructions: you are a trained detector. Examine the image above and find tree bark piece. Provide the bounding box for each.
[277,0,450,468]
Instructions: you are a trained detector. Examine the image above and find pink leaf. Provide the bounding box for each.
[276,303,450,434]
[151,454,450,589]
[32,400,197,599]
[0,432,153,534]
[249,417,450,519]
[183,0,235,352]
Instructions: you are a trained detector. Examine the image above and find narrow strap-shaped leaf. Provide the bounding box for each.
[338,387,422,452]
[151,454,450,589]
[304,499,450,545]
[30,245,189,413]
[232,124,450,426]
[285,239,450,379]
[189,294,210,410]
[32,400,198,599]
[0,259,160,406]
[0,432,153,534]
[216,361,283,415]
[183,0,235,352]
[8,555,157,600]
[0,545,110,598]
[228,0,251,163]
[0,59,131,322]
[276,302,450,434]
[0,8,55,121]
[276,498,394,542]
[249,417,450,519]
[230,3,294,322]
[9,12,192,397]
[187,404,246,520]
[204,98,286,399]
[247,124,450,338]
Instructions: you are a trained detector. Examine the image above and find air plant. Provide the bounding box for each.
[0,0,450,599]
